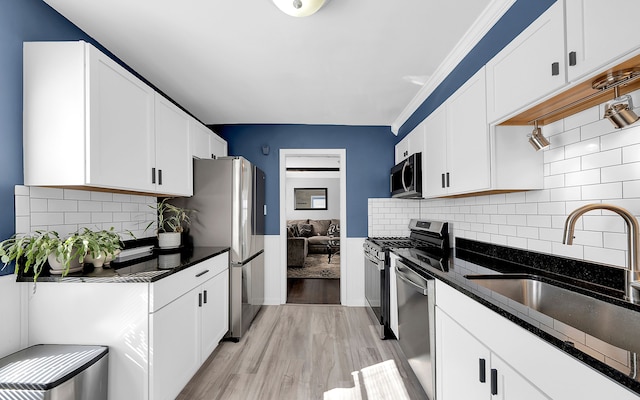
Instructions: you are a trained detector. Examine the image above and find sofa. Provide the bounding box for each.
[287,219,340,267]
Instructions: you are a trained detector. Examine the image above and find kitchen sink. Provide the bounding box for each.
[465,274,640,355]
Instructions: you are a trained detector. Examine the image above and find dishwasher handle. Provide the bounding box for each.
[395,264,428,296]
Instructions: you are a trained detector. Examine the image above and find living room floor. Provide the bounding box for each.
[287,278,340,304]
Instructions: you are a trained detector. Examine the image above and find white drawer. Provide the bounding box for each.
[150,251,229,312]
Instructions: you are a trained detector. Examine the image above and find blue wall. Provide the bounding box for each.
[217,124,396,237]
[398,0,556,138]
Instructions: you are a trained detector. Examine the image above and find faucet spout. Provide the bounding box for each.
[562,204,640,302]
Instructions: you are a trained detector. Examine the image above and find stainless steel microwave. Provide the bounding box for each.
[390,152,422,198]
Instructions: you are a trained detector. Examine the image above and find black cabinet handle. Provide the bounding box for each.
[491,368,498,395]
[152,168,156,184]
[569,51,577,66]
[203,290,208,304]
[158,169,163,185]
[479,358,486,383]
[441,173,445,188]
[195,269,210,277]
[198,292,202,307]
[551,62,560,76]
[446,172,450,188]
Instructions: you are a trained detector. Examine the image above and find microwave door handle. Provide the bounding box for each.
[401,160,410,192]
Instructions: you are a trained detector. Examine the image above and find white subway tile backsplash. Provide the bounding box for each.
[526,215,551,228]
[565,137,600,159]
[582,148,622,170]
[543,174,565,189]
[571,230,603,247]
[550,158,582,175]
[515,203,537,215]
[603,232,628,251]
[601,162,640,183]
[564,169,600,187]
[550,186,581,201]
[623,180,640,198]
[543,147,565,164]
[582,215,626,233]
[564,105,599,131]
[581,182,622,200]
[537,202,565,215]
[583,246,626,268]
[581,118,616,141]
[549,127,581,149]
[622,143,640,163]
[600,124,640,151]
[14,185,157,240]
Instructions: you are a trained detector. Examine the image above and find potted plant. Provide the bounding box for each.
[80,227,126,268]
[0,230,86,281]
[148,198,193,249]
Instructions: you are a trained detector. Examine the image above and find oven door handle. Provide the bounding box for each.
[395,265,428,296]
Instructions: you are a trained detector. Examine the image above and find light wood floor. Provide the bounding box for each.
[177,305,428,400]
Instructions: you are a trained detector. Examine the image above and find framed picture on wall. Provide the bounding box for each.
[294,188,327,210]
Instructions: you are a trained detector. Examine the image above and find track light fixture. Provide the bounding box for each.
[528,120,550,151]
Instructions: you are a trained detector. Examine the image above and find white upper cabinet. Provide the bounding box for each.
[565,0,640,82]
[24,41,193,196]
[210,131,228,159]
[486,1,565,123]
[394,123,425,165]
[445,68,491,195]
[154,94,192,196]
[423,106,448,197]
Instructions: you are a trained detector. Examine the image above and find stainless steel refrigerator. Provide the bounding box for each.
[177,156,265,340]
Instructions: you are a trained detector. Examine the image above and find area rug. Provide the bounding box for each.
[287,253,340,279]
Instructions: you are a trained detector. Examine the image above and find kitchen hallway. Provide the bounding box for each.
[177,305,426,400]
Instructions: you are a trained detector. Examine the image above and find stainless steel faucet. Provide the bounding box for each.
[562,203,640,302]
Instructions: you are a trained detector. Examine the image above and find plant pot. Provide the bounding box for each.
[158,253,181,269]
[48,252,83,275]
[84,252,106,269]
[104,249,121,266]
[158,232,181,249]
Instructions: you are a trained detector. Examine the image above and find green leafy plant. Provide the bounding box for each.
[78,227,124,259]
[147,198,193,233]
[0,230,86,281]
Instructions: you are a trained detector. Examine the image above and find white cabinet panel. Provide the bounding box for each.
[149,287,201,400]
[190,118,212,159]
[154,94,192,196]
[491,354,550,400]
[200,269,229,361]
[486,1,565,123]
[446,68,490,195]
[566,0,640,82]
[210,132,228,158]
[423,106,448,197]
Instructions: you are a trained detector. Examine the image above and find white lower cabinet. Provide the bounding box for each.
[436,308,548,400]
[435,280,638,400]
[27,251,229,400]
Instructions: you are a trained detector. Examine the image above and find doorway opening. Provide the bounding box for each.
[279,149,347,305]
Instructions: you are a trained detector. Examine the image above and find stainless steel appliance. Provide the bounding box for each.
[390,152,422,198]
[394,219,449,400]
[177,157,266,340]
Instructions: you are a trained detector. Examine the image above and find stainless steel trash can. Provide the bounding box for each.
[0,344,108,400]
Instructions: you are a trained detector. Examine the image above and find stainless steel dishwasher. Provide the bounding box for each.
[396,258,435,399]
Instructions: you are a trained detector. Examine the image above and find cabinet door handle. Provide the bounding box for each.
[158,169,163,185]
[479,358,486,383]
[198,292,202,307]
[551,62,560,76]
[491,368,498,395]
[203,290,208,304]
[446,172,450,188]
[152,168,156,184]
[569,51,577,66]
[441,173,445,188]
[195,269,210,277]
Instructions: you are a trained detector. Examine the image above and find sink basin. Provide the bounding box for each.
[465,274,640,355]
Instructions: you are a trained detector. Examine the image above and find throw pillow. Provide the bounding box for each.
[297,223,313,237]
[328,223,340,237]
[287,224,300,237]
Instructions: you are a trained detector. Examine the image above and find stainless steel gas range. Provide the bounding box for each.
[363,219,449,340]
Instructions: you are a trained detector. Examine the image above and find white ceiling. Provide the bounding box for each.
[42,0,493,127]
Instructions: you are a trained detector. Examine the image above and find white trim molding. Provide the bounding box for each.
[391,0,515,134]
[279,148,347,305]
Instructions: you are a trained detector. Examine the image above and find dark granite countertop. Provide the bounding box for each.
[16,246,230,283]
[392,241,640,396]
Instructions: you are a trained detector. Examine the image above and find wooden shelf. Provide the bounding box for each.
[500,54,640,126]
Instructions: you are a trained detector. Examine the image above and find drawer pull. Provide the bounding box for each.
[491,368,498,395]
[195,270,210,277]
[479,358,486,383]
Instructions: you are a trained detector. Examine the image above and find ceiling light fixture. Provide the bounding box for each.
[528,120,550,151]
[272,0,327,17]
